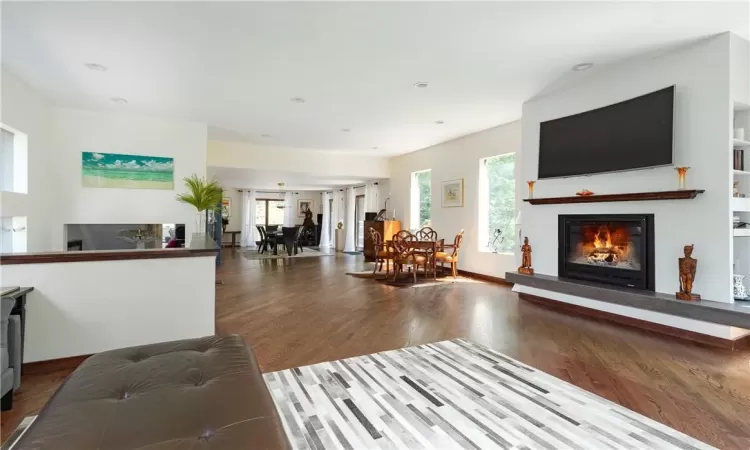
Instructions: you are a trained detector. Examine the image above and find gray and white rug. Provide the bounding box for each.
[263,339,714,450]
[240,247,334,260]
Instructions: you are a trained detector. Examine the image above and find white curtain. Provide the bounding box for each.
[331,190,340,247]
[364,181,379,213]
[320,192,332,248]
[283,191,295,226]
[240,190,257,247]
[344,187,356,252]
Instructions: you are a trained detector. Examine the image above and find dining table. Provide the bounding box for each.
[386,238,444,280]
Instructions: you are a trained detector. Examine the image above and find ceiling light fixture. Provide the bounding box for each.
[110,97,127,104]
[84,63,108,72]
[372,146,379,150]
[276,182,287,209]
[572,63,593,72]
[414,81,429,89]
[341,128,351,132]
[261,134,272,138]
[434,120,444,125]
[290,97,306,103]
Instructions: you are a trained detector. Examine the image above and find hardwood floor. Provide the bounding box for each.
[3,249,750,448]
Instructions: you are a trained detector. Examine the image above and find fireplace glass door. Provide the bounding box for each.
[559,214,654,290]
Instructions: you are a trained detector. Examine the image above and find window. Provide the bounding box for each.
[355,194,365,250]
[255,199,285,228]
[411,169,432,228]
[479,153,515,253]
[0,124,27,194]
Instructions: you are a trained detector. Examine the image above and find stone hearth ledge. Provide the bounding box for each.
[505,271,750,329]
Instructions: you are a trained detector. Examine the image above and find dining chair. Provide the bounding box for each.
[436,229,464,278]
[281,227,297,256]
[369,227,394,278]
[392,230,426,283]
[415,226,438,242]
[293,226,305,254]
[256,225,266,253]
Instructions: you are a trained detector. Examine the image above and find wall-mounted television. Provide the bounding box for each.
[538,86,674,179]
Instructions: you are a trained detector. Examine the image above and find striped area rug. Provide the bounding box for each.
[263,339,714,450]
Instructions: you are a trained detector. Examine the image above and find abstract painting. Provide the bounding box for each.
[82,152,174,190]
[442,178,464,207]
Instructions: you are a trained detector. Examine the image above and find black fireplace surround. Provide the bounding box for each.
[558,214,655,291]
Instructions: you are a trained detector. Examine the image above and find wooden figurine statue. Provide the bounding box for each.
[676,244,700,301]
[519,236,534,275]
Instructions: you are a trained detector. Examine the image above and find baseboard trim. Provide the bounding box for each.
[458,270,513,286]
[22,355,91,375]
[519,293,750,351]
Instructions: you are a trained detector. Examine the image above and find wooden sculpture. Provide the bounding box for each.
[676,244,700,301]
[519,236,534,275]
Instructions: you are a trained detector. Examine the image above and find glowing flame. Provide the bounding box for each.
[593,228,612,249]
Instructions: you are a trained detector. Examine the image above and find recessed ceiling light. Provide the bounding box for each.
[341,128,351,132]
[110,97,127,104]
[261,134,272,138]
[572,63,593,71]
[414,81,429,89]
[434,120,444,125]
[290,97,306,103]
[84,63,108,72]
[372,146,379,150]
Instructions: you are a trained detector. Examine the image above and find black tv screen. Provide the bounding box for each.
[538,86,674,179]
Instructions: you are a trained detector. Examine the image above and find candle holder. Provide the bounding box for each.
[675,167,690,190]
[527,180,536,199]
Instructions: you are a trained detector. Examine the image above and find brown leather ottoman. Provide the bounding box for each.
[13,335,290,449]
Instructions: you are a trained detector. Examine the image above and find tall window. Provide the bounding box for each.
[479,153,515,252]
[255,199,285,228]
[411,169,432,228]
[0,125,27,194]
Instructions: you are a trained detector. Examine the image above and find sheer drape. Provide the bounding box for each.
[319,192,332,248]
[331,191,340,247]
[283,191,295,226]
[364,181,379,213]
[239,190,257,247]
[344,187,356,252]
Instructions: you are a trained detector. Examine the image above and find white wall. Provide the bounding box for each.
[223,188,243,232]
[730,33,750,105]
[2,255,216,362]
[520,34,732,303]
[0,69,55,252]
[54,108,208,245]
[208,140,390,179]
[389,121,522,278]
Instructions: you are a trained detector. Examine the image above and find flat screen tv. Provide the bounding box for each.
[538,86,674,179]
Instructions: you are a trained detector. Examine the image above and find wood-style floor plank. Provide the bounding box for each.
[2,250,750,448]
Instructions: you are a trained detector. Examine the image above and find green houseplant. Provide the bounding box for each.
[176,175,224,234]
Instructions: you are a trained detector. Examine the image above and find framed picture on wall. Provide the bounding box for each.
[221,198,231,218]
[441,179,464,208]
[297,199,313,217]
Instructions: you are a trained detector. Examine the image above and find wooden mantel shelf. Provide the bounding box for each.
[523,189,705,205]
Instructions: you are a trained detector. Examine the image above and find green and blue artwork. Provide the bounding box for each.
[81,152,174,190]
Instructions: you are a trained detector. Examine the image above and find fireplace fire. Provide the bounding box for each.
[559,214,654,290]
[571,224,640,271]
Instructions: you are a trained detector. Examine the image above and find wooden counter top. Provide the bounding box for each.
[0,234,218,265]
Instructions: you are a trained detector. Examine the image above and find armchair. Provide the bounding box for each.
[1,297,21,410]
[436,229,464,278]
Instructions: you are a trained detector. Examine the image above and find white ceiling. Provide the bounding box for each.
[3,2,748,156]
[207,167,372,192]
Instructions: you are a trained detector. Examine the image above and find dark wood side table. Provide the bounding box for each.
[2,287,33,371]
[222,231,241,248]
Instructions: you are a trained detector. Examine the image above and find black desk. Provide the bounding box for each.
[2,287,33,370]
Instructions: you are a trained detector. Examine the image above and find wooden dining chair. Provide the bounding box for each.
[415,226,438,242]
[369,227,394,278]
[392,230,427,283]
[436,229,464,278]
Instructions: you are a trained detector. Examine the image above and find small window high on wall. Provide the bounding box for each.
[410,169,432,228]
[479,153,515,253]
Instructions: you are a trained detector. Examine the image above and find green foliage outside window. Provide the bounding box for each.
[415,170,432,227]
[486,153,515,252]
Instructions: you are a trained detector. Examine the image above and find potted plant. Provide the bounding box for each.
[176,175,223,235]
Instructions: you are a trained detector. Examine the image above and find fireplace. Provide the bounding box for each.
[558,214,654,290]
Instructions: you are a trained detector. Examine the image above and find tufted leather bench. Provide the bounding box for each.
[13,335,290,450]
